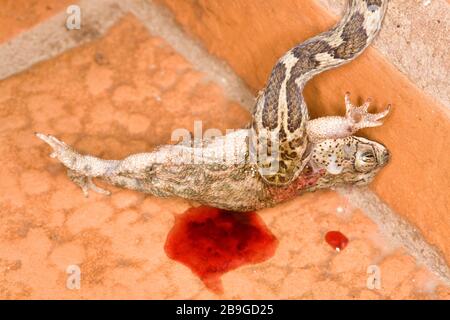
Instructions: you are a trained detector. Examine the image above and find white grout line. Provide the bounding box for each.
[338,186,450,285]
[117,0,256,111]
[0,0,255,110]
[0,0,125,80]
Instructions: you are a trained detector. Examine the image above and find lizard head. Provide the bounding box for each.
[309,136,389,187]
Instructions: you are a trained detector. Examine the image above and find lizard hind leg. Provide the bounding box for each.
[345,92,391,131]
[36,132,117,197]
[67,169,111,197]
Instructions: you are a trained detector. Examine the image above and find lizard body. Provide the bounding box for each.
[37,0,391,212]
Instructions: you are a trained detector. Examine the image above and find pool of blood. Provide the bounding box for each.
[164,206,278,294]
[325,231,349,251]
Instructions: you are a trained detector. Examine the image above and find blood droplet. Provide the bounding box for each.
[164,206,278,294]
[325,231,349,252]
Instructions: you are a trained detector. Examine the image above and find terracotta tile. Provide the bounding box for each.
[0,14,447,299]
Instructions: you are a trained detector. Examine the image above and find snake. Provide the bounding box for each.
[252,0,389,186]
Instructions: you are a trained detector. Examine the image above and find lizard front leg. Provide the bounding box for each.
[306,92,391,143]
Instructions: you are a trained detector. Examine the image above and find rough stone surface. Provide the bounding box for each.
[317,0,450,109]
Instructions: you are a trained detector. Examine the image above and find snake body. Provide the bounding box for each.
[252,0,388,185]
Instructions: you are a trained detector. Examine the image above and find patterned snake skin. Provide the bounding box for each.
[252,0,388,185]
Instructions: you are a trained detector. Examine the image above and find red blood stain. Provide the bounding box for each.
[164,206,278,294]
[267,168,325,203]
[325,231,349,251]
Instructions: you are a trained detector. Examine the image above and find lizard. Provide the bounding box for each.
[36,0,391,212]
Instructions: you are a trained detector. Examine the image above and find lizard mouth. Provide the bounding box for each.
[380,149,390,166]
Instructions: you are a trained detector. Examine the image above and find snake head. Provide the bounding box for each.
[309,136,390,187]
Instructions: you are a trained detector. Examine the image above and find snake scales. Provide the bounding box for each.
[252,0,389,185]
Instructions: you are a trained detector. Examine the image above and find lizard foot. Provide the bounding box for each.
[36,132,112,197]
[345,92,391,131]
[67,169,111,197]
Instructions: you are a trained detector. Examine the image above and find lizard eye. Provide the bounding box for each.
[354,148,377,172]
[361,151,375,161]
